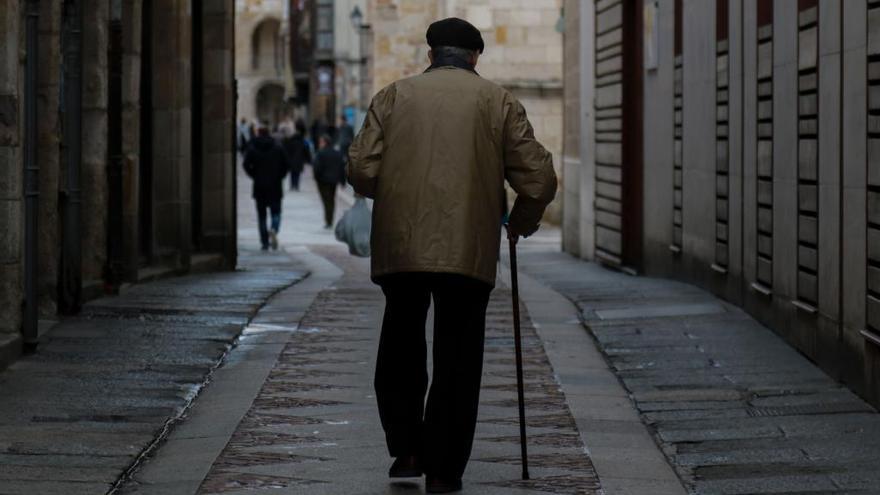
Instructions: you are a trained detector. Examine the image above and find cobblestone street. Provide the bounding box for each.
[4,167,880,495]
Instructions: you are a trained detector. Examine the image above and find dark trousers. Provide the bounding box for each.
[289,168,302,190]
[317,182,337,226]
[375,272,493,479]
[255,197,281,248]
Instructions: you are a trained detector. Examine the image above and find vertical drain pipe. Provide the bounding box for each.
[60,0,83,313]
[106,0,124,291]
[23,0,40,347]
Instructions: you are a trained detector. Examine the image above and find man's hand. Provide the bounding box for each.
[504,224,520,245]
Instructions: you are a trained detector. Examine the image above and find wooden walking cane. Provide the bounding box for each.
[505,226,530,480]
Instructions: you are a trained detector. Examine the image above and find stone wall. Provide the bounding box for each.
[562,0,580,255]
[234,0,288,123]
[564,0,880,407]
[121,0,142,282]
[37,0,61,315]
[366,0,564,223]
[0,0,22,342]
[203,0,237,263]
[81,0,110,287]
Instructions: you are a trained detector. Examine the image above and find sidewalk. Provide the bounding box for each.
[514,230,880,495]
[117,168,683,495]
[0,250,305,494]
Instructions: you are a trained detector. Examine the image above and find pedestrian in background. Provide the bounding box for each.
[336,115,355,159]
[313,134,347,229]
[237,117,251,156]
[282,119,312,191]
[348,17,557,494]
[243,122,290,251]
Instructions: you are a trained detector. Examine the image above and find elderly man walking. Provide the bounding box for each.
[348,17,557,494]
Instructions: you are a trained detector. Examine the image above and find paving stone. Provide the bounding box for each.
[516,239,880,495]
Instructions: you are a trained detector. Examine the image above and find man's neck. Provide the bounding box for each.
[427,55,476,74]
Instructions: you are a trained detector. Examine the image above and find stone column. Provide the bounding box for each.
[202,0,236,267]
[151,0,191,268]
[81,0,109,288]
[0,0,23,343]
[37,0,61,314]
[562,0,581,257]
[121,0,141,281]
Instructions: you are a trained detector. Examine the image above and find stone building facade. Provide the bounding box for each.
[564,0,880,407]
[0,0,238,366]
[235,0,291,125]
[365,0,564,222]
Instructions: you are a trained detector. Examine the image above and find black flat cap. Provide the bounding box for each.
[426,17,484,54]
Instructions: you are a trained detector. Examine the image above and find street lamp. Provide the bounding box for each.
[349,5,370,125]
[350,5,363,32]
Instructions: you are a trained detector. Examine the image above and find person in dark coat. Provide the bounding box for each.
[313,134,347,228]
[243,124,290,250]
[336,115,355,161]
[282,119,312,191]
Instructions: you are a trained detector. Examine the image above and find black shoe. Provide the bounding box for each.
[425,476,462,493]
[388,455,422,478]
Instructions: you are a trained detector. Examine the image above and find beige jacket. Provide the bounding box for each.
[348,66,557,286]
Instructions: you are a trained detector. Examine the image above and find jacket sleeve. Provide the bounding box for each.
[348,86,394,199]
[502,97,558,238]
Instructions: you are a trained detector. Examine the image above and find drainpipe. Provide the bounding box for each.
[106,0,124,291]
[60,0,83,314]
[23,0,40,348]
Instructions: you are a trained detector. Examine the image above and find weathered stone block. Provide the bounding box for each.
[758,181,773,206]
[758,206,773,234]
[799,93,817,116]
[716,198,728,222]
[798,139,818,181]
[869,227,880,261]
[799,118,817,136]
[757,41,773,79]
[595,181,621,201]
[0,199,21,262]
[0,95,18,147]
[798,184,818,213]
[596,225,622,255]
[716,175,728,196]
[757,140,773,177]
[716,222,728,242]
[758,233,773,256]
[716,141,728,172]
[596,210,621,230]
[869,139,880,186]
[596,3,622,33]
[799,245,818,272]
[870,7,880,55]
[798,271,818,301]
[799,215,818,245]
[595,142,621,166]
[757,256,773,284]
[595,83,622,109]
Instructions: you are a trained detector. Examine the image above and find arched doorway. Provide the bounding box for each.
[251,18,283,74]
[256,83,286,126]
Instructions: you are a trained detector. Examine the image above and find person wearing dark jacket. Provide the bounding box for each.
[313,134,347,228]
[282,120,312,191]
[243,125,290,250]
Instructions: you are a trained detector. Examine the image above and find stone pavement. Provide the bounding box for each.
[115,168,685,494]
[514,232,880,495]
[0,249,305,494]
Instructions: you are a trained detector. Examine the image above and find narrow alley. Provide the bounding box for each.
[1,168,879,494]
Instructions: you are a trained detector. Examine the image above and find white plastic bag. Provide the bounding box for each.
[334,196,372,257]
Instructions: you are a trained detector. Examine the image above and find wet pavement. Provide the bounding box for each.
[514,243,880,495]
[0,250,305,494]
[116,170,624,494]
